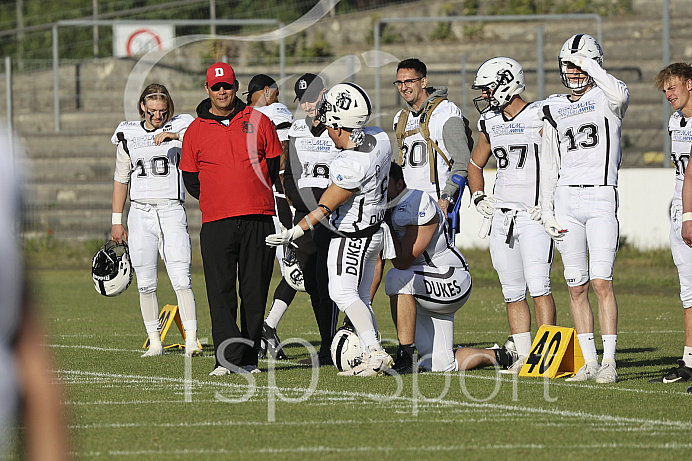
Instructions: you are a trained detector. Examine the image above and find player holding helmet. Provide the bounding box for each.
[539,34,629,383]
[111,83,201,357]
[266,82,394,376]
[468,57,557,373]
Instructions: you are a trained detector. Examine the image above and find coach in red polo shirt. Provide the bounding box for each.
[181,61,282,376]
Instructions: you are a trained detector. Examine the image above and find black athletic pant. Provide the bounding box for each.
[200,215,275,369]
[293,211,339,360]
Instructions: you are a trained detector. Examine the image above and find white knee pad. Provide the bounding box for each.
[171,274,192,291]
[590,261,614,282]
[136,270,157,294]
[501,284,527,304]
[384,268,413,296]
[526,276,551,299]
[563,267,588,287]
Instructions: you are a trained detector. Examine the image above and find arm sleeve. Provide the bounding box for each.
[267,156,280,185]
[113,143,131,184]
[581,58,630,119]
[182,171,200,200]
[440,116,473,197]
[539,113,561,220]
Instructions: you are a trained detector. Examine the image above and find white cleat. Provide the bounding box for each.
[209,366,231,376]
[565,363,600,382]
[185,346,203,357]
[337,350,393,377]
[141,346,165,357]
[595,362,618,383]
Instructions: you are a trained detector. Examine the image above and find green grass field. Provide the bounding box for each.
[23,246,692,460]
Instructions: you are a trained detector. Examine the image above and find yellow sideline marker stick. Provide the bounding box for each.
[519,325,585,379]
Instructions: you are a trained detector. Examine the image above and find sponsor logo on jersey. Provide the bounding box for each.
[295,138,333,152]
[556,101,596,119]
[491,122,526,137]
[672,130,692,143]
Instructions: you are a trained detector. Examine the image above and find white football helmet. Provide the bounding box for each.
[282,244,305,292]
[318,82,371,130]
[472,57,525,114]
[330,323,363,372]
[558,34,603,90]
[92,240,133,297]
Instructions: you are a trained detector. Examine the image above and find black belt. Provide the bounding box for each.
[337,222,381,239]
[568,185,595,188]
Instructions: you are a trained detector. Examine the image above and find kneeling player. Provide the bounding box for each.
[384,163,517,373]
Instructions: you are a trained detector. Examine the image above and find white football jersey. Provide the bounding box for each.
[542,84,626,186]
[669,111,692,206]
[330,127,391,234]
[288,118,339,190]
[478,101,544,210]
[112,114,194,202]
[393,99,463,198]
[390,188,468,268]
[255,102,293,142]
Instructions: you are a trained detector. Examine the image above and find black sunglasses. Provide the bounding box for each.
[210,82,234,91]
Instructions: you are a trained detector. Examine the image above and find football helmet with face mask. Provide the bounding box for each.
[558,34,603,90]
[472,57,525,114]
[92,240,133,297]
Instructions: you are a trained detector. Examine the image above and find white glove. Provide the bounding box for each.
[478,216,491,239]
[528,205,542,222]
[543,217,567,242]
[472,191,496,218]
[561,53,587,68]
[265,225,304,247]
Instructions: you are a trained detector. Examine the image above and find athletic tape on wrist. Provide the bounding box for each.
[683,212,692,222]
[112,212,122,225]
[306,217,315,231]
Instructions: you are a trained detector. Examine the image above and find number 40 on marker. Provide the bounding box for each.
[519,325,585,379]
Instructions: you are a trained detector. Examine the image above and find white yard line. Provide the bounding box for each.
[57,369,692,431]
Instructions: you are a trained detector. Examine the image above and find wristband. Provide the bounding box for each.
[112,212,122,225]
[318,204,333,215]
[683,212,692,223]
[306,217,315,231]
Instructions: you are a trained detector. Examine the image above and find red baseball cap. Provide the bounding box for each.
[206,62,236,87]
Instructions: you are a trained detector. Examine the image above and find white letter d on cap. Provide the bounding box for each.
[215,68,224,77]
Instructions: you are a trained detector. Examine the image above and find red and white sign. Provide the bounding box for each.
[113,23,175,57]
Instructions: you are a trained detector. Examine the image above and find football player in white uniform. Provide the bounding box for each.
[246,74,296,360]
[385,163,518,374]
[650,63,692,383]
[280,73,341,366]
[266,82,394,376]
[468,57,557,374]
[111,83,201,357]
[540,34,629,383]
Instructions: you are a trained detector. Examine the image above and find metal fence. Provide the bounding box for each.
[1,2,687,243]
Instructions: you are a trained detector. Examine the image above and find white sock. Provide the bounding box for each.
[140,292,159,332]
[185,329,199,350]
[513,332,532,357]
[147,331,162,349]
[265,299,289,329]
[683,346,692,368]
[577,333,598,363]
[601,334,617,363]
[344,301,380,352]
[175,288,197,332]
